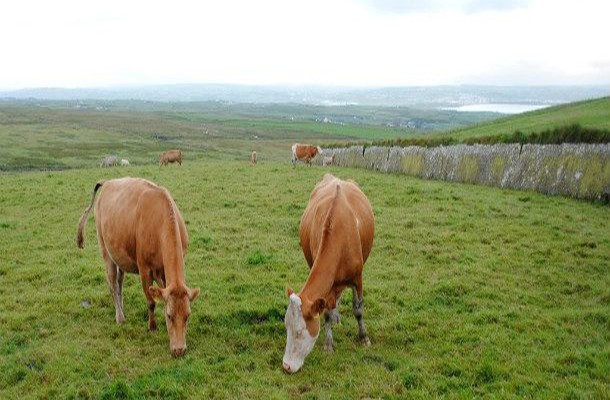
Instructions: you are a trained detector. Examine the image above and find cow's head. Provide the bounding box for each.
[316,146,323,156]
[149,285,200,357]
[282,288,326,373]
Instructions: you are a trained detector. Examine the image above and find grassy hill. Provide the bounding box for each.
[442,97,610,141]
[1,160,608,398]
[0,100,507,171]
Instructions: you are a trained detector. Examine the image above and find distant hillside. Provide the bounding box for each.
[443,97,610,141]
[1,84,608,108]
[326,97,610,148]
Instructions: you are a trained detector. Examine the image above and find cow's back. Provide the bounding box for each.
[299,174,374,269]
[161,149,181,161]
[94,178,183,273]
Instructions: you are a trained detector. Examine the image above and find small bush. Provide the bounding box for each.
[324,124,610,150]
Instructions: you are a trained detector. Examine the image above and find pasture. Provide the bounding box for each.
[0,101,500,171]
[1,160,609,399]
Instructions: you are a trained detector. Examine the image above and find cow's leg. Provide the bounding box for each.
[323,291,342,352]
[116,267,125,322]
[323,305,341,352]
[323,310,335,352]
[139,269,157,331]
[102,252,125,323]
[352,276,370,346]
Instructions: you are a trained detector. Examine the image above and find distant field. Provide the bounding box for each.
[1,160,609,398]
[0,101,499,170]
[441,97,610,141]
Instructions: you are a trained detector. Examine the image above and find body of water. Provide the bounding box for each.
[445,103,551,114]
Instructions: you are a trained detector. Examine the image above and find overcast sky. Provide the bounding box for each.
[1,0,609,89]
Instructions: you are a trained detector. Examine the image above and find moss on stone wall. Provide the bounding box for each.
[401,153,424,176]
[457,155,479,183]
[325,143,609,201]
[490,155,508,185]
[578,155,610,198]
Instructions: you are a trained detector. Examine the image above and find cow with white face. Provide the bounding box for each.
[282,174,375,373]
[283,290,326,373]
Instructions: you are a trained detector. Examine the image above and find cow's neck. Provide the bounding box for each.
[299,242,341,304]
[163,264,186,288]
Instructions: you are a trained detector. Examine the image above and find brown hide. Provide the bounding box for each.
[76,177,198,356]
[292,144,321,164]
[298,174,374,327]
[159,149,182,166]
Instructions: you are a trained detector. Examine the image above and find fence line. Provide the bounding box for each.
[315,143,610,201]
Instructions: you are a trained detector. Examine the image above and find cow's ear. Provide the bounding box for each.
[310,298,326,316]
[188,287,200,302]
[149,286,166,303]
[286,287,294,298]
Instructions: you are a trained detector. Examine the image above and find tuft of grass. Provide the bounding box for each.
[247,250,272,265]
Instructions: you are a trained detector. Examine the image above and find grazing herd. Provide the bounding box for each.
[101,144,333,169]
[100,155,130,168]
[78,143,357,372]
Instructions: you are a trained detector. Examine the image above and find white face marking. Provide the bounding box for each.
[283,294,318,373]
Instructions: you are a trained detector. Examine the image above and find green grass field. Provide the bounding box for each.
[441,97,610,141]
[1,160,609,399]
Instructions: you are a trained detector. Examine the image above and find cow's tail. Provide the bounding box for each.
[77,180,104,249]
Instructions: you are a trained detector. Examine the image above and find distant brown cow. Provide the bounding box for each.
[160,149,182,166]
[77,178,200,357]
[251,151,257,165]
[282,174,375,373]
[291,143,322,166]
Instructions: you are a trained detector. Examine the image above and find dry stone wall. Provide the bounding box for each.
[314,143,610,201]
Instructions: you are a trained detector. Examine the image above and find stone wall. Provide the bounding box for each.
[314,143,610,201]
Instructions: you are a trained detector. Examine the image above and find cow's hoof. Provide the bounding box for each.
[148,320,157,331]
[116,315,126,324]
[361,337,371,346]
[324,343,334,353]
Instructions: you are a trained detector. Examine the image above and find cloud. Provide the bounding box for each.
[356,0,529,14]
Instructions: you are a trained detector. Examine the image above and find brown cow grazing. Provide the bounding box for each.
[282,174,374,373]
[160,149,182,166]
[251,150,257,165]
[77,177,200,357]
[291,143,322,166]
